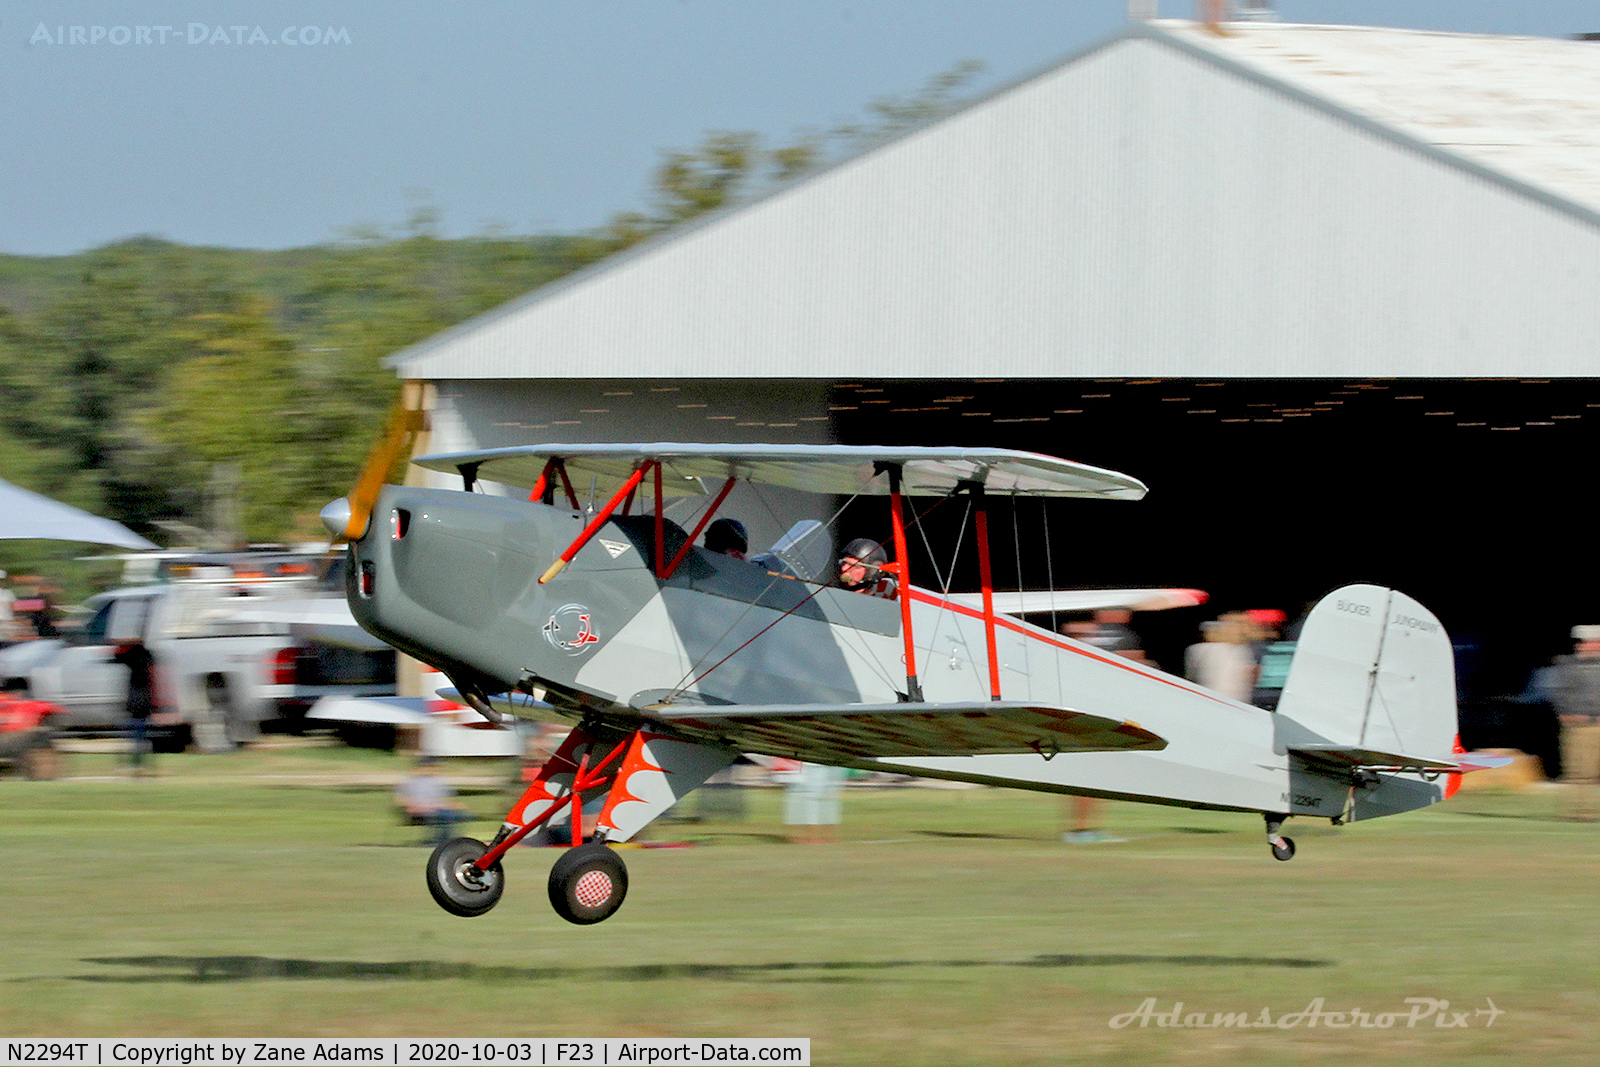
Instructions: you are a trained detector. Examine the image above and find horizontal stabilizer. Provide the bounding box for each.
[1453,751,1518,773]
[1289,744,1510,774]
[638,700,1166,762]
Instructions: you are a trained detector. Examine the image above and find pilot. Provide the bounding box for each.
[704,518,748,561]
[838,538,896,598]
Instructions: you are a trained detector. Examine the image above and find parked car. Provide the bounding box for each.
[0,571,394,751]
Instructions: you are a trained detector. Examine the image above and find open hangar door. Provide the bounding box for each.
[825,378,1596,758]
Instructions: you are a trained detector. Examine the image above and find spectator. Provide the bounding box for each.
[1248,608,1291,709]
[1184,612,1257,703]
[1061,609,1140,843]
[10,576,59,640]
[396,756,471,847]
[112,638,156,776]
[1547,625,1600,821]
[782,760,845,844]
[1081,608,1146,662]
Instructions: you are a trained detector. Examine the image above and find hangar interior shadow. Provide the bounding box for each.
[823,378,1597,719]
[64,952,1331,984]
[479,376,1587,766]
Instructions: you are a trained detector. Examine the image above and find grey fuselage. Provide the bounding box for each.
[349,486,1428,820]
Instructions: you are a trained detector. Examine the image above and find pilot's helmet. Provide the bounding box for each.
[705,518,749,556]
[839,538,887,588]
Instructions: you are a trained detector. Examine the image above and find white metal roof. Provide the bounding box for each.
[1152,20,1600,216]
[391,20,1600,381]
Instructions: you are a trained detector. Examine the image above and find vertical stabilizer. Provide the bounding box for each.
[1278,584,1457,764]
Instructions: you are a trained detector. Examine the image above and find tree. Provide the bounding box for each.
[141,295,338,542]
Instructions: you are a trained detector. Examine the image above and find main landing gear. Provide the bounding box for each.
[548,842,630,925]
[426,837,505,917]
[1264,812,1295,861]
[426,835,630,925]
[422,722,651,926]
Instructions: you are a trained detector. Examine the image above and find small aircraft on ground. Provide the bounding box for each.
[321,431,1506,926]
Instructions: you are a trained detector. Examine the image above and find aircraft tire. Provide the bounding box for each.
[1271,836,1296,861]
[548,842,628,925]
[426,837,505,917]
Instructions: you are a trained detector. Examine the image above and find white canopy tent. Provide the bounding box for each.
[0,477,158,550]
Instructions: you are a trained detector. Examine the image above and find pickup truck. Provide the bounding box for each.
[0,574,395,751]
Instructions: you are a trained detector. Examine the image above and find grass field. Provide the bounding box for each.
[1,741,1596,1066]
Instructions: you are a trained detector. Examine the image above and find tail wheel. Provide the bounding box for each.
[548,842,628,925]
[426,837,505,917]
[1271,836,1297,861]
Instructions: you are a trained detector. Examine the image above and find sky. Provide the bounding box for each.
[4,1,1599,256]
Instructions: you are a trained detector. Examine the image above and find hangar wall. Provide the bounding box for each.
[394,31,1600,381]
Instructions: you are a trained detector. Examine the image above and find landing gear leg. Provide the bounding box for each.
[1265,813,1295,861]
[419,724,633,919]
[415,723,733,926]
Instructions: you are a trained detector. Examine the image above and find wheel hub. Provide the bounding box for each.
[453,858,491,891]
[573,869,613,907]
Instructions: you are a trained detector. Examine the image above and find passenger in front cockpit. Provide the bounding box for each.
[704,518,749,561]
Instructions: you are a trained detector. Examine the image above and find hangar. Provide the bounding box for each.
[387,19,1600,695]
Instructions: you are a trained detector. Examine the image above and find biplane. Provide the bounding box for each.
[321,441,1504,925]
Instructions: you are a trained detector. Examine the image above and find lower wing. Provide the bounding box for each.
[637,700,1166,763]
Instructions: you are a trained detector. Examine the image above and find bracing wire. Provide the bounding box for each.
[1011,493,1024,603]
[668,485,985,704]
[1041,498,1058,634]
[665,490,865,700]
[1008,493,1026,697]
[747,480,797,558]
[1042,496,1064,700]
[912,495,973,665]
[913,495,971,595]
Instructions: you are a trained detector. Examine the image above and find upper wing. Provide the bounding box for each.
[412,442,1146,500]
[943,588,1208,616]
[636,700,1166,762]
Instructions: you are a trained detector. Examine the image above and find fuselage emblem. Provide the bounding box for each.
[544,604,601,655]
